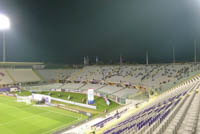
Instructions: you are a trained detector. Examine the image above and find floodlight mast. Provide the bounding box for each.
[3,31,5,62]
[0,14,10,62]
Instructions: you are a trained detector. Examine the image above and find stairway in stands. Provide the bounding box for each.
[70,68,84,82]
[32,69,44,82]
[5,69,16,83]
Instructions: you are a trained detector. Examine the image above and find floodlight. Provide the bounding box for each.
[0,14,10,30]
[0,14,10,62]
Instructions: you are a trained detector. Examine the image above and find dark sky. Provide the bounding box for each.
[0,0,200,64]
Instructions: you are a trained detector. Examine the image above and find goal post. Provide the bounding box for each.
[17,96,31,105]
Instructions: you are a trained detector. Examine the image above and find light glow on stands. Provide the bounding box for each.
[0,14,10,30]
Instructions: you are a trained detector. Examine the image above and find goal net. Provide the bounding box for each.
[17,96,31,105]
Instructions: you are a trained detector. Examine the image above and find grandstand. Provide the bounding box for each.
[0,69,13,84]
[36,69,76,82]
[2,0,200,133]
[7,68,41,83]
[0,62,198,104]
[96,75,200,134]
[0,69,41,86]
[32,63,200,104]
[1,62,200,134]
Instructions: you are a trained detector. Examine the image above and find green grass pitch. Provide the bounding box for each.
[0,95,87,134]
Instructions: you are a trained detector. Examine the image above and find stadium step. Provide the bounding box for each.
[78,83,87,89]
[111,87,126,96]
[5,69,16,83]
[32,69,44,81]
[71,68,84,81]
[96,85,107,91]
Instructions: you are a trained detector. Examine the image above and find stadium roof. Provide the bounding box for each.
[0,62,44,66]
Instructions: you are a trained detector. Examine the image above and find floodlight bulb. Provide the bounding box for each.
[0,14,10,30]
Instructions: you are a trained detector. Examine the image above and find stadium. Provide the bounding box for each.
[0,62,200,134]
[1,0,200,134]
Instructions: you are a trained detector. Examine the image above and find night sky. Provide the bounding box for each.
[0,0,200,64]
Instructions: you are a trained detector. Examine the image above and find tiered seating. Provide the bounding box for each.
[74,66,99,81]
[88,66,116,81]
[25,83,62,91]
[80,83,104,90]
[61,83,84,89]
[34,63,200,100]
[37,69,76,81]
[8,69,40,82]
[126,64,195,90]
[101,78,200,134]
[92,108,128,128]
[36,64,200,88]
[113,88,138,98]
[70,64,200,91]
[159,83,200,134]
[0,69,13,84]
[97,85,123,94]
